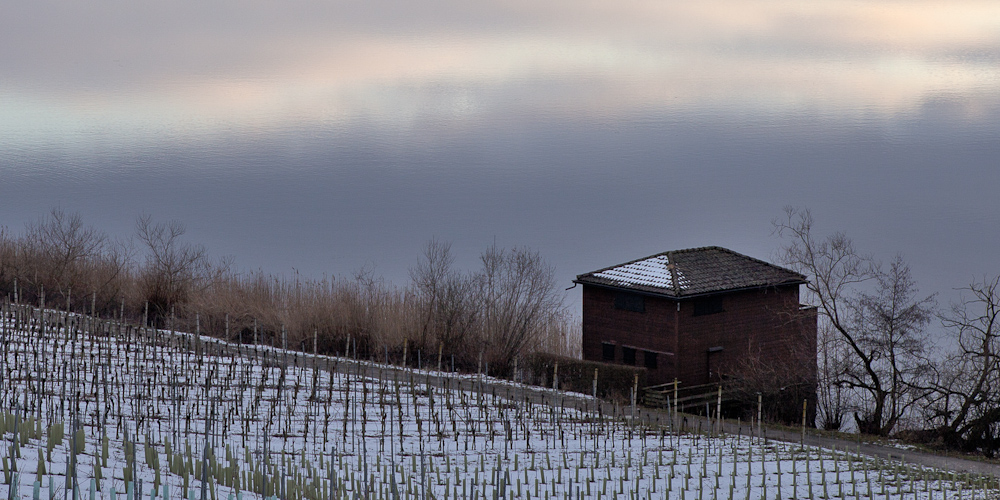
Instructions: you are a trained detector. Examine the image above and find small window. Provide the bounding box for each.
[693,296,724,316]
[614,292,645,313]
[601,342,616,362]
[622,346,636,365]
[643,351,658,370]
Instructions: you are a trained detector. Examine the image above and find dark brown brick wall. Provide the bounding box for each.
[581,284,816,388]
[582,286,678,382]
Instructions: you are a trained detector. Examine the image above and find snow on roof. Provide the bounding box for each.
[592,254,689,291]
[576,246,806,297]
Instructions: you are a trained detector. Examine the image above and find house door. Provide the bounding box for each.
[707,346,724,382]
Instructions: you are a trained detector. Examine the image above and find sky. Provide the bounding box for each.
[1,0,999,332]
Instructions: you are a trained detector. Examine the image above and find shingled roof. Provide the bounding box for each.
[574,246,806,298]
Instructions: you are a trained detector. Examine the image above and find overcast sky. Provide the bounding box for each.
[2,0,999,334]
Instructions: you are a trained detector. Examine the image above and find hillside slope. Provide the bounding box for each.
[1,303,997,499]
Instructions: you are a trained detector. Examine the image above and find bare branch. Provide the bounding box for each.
[774,207,934,436]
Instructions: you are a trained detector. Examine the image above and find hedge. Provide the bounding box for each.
[522,353,647,403]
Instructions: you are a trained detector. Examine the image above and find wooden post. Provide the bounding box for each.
[592,368,598,398]
[673,378,679,424]
[716,385,723,435]
[757,392,763,440]
[631,373,639,422]
[68,416,77,500]
[552,362,559,390]
[314,329,318,355]
[705,401,711,436]
[402,338,408,367]
[66,287,72,344]
[801,399,808,446]
[437,343,443,372]
[39,286,44,336]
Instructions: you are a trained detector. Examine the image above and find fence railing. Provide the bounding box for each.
[642,381,734,413]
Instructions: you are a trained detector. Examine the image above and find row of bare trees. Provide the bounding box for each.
[0,209,202,318]
[409,239,568,373]
[776,207,1000,455]
[0,209,124,312]
[0,209,574,371]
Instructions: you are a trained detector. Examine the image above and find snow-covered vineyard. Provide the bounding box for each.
[1,302,998,499]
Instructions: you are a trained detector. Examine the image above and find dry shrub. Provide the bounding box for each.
[0,209,134,317]
[523,352,646,402]
[1,211,576,375]
[185,270,420,359]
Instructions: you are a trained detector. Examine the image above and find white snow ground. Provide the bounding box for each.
[1,304,998,499]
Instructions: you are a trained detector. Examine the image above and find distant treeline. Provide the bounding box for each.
[0,209,577,372]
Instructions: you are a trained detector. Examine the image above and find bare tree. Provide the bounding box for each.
[0,210,134,315]
[775,207,934,436]
[816,321,851,430]
[409,239,478,353]
[847,256,935,434]
[0,227,17,298]
[135,215,210,325]
[23,208,108,303]
[476,244,564,372]
[92,237,135,303]
[922,276,1000,454]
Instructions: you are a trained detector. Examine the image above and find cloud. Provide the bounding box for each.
[2,0,999,142]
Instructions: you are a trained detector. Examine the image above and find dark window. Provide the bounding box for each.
[601,342,616,362]
[643,351,658,370]
[693,295,725,316]
[622,346,636,365]
[614,292,645,313]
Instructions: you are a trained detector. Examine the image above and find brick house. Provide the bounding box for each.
[574,247,817,397]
